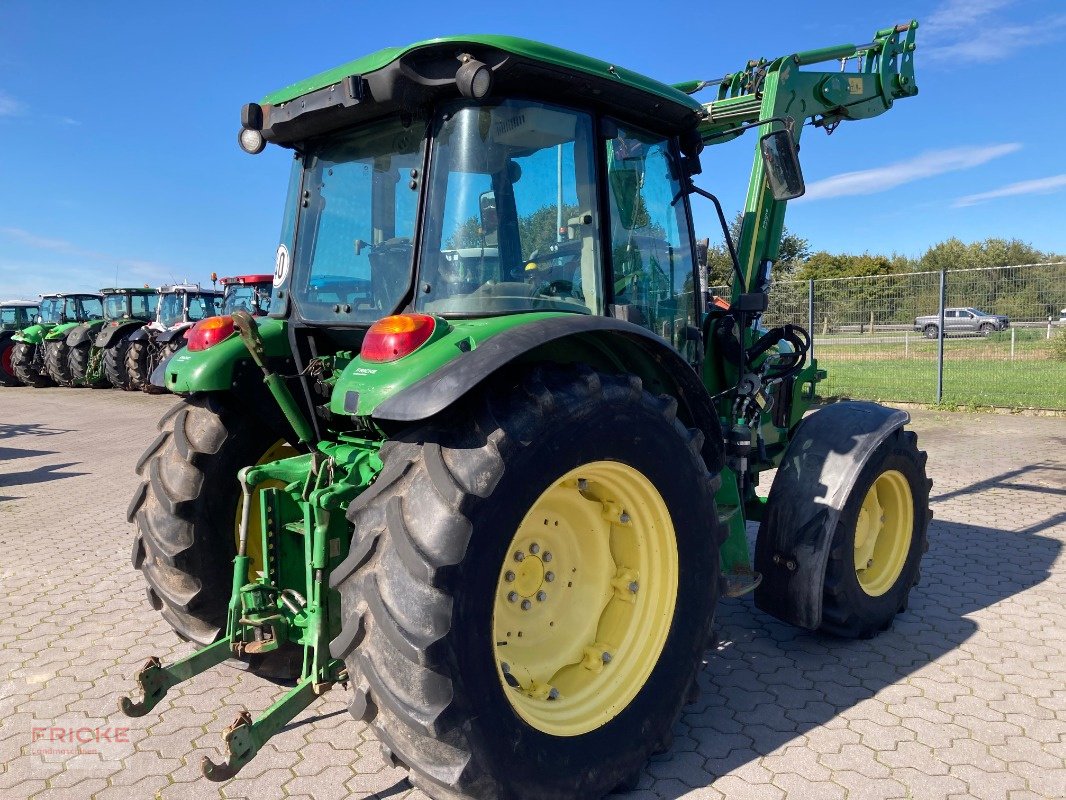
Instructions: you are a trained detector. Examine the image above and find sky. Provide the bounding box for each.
[1,0,1064,299]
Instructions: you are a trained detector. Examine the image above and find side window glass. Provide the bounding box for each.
[604,124,696,350]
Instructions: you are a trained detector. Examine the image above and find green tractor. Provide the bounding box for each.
[122,23,928,798]
[61,287,159,388]
[11,292,103,388]
[0,300,41,386]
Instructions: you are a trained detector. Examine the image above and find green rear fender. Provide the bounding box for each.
[12,324,48,345]
[334,313,724,472]
[44,322,80,341]
[163,317,291,392]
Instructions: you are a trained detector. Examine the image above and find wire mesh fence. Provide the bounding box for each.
[746,262,1066,410]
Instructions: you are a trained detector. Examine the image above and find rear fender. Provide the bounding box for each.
[96,320,146,348]
[126,327,150,343]
[753,401,909,629]
[66,320,105,347]
[163,317,291,393]
[369,316,724,472]
[45,322,79,341]
[156,324,192,345]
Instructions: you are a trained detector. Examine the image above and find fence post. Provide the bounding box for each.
[936,268,946,404]
[808,279,815,360]
[905,330,909,358]
[1011,327,1016,361]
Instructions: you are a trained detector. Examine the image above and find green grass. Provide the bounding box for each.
[817,356,1066,409]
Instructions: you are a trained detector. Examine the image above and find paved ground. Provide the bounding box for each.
[0,386,1063,800]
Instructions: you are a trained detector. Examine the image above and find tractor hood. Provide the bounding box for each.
[249,36,704,146]
[13,323,50,344]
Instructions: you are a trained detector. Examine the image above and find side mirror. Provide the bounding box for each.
[479,191,499,242]
[760,129,805,201]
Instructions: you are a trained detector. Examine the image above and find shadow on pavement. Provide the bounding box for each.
[0,446,58,461]
[0,462,86,488]
[0,422,74,439]
[633,513,1062,797]
[932,462,1064,502]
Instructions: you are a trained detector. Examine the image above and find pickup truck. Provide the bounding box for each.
[914,307,1010,338]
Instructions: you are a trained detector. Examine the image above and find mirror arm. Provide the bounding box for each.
[685,180,745,291]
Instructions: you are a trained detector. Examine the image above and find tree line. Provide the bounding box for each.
[704,213,1065,326]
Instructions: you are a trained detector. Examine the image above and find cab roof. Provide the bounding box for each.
[100,287,157,295]
[219,274,274,286]
[255,36,704,145]
[0,300,39,307]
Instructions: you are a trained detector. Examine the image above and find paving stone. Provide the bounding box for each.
[0,392,1063,800]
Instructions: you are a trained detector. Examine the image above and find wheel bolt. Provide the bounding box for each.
[514,551,525,562]
[548,688,559,700]
[505,571,516,582]
[620,512,631,524]
[867,559,874,568]
[628,581,639,593]
[536,591,547,602]
[501,662,510,673]
[507,592,518,603]
[529,543,540,554]
[601,652,612,663]
[545,571,555,582]
[521,599,532,611]
[578,478,588,491]
[543,552,553,562]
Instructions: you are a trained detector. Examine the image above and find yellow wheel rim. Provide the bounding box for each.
[491,461,678,737]
[853,469,914,597]
[234,439,299,579]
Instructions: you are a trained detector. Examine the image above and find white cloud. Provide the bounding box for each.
[954,173,1066,207]
[0,226,174,280]
[0,91,24,116]
[798,143,1022,202]
[924,0,1066,62]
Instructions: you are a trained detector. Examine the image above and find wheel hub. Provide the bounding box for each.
[492,461,677,736]
[853,469,914,596]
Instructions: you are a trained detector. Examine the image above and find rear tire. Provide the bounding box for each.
[819,428,931,639]
[12,342,52,387]
[979,323,994,336]
[330,366,723,799]
[125,340,151,390]
[45,340,74,386]
[104,336,134,389]
[128,395,290,646]
[0,338,20,386]
[68,342,110,388]
[922,324,938,339]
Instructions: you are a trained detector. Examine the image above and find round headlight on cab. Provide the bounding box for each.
[456,58,493,99]
[238,127,266,155]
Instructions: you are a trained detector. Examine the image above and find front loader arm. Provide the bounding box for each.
[682,21,918,298]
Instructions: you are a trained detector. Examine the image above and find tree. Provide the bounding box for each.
[703,211,809,289]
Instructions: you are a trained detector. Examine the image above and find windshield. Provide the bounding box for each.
[78,296,104,320]
[104,295,129,319]
[417,100,602,316]
[40,298,64,323]
[158,292,219,326]
[132,293,158,319]
[0,308,17,329]
[222,283,271,315]
[288,116,424,324]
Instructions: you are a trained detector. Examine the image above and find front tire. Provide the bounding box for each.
[923,324,938,339]
[819,428,931,638]
[12,342,52,387]
[979,323,994,336]
[128,395,291,645]
[330,367,723,799]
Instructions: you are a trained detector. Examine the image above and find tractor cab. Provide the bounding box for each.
[250,38,738,361]
[0,300,39,332]
[38,292,104,327]
[219,274,274,316]
[101,287,159,322]
[152,283,223,331]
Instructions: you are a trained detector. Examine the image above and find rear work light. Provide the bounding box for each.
[185,315,236,351]
[361,314,436,363]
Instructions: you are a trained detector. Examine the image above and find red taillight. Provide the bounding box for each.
[185,315,236,351]
[361,314,436,363]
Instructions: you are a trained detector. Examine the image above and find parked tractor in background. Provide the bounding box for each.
[10,293,103,388]
[0,300,41,386]
[122,23,928,799]
[123,283,222,391]
[60,287,160,388]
